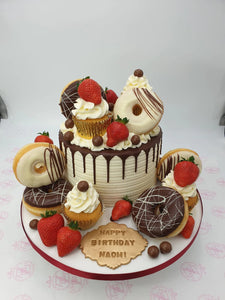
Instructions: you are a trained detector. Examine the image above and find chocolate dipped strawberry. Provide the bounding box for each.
[106,115,129,147]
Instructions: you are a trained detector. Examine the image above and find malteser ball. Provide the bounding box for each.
[134,69,144,77]
[77,180,89,192]
[131,135,140,145]
[160,241,172,254]
[148,245,159,258]
[29,219,39,230]
[65,118,74,129]
[92,136,103,147]
[64,131,74,142]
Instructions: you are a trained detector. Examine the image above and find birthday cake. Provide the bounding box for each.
[59,69,163,207]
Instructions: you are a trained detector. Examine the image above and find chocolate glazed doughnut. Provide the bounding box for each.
[22,179,73,216]
[132,186,189,238]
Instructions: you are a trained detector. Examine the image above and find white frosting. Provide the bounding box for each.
[60,122,159,151]
[72,98,109,120]
[65,182,100,213]
[123,74,152,92]
[162,170,197,200]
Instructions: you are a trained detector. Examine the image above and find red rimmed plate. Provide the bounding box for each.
[20,192,203,280]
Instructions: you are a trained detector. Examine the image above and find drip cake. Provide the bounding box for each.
[59,70,164,207]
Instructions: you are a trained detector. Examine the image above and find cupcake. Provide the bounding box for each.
[63,180,103,230]
[71,78,112,139]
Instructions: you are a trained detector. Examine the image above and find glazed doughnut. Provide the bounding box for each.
[113,88,164,135]
[157,148,202,182]
[132,186,189,238]
[13,143,66,188]
[23,179,73,216]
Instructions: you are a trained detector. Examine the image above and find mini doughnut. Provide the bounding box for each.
[23,179,73,216]
[132,186,189,238]
[113,88,164,135]
[157,148,202,182]
[13,143,66,188]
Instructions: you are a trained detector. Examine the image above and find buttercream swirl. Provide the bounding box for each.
[123,74,152,92]
[65,182,100,213]
[162,170,197,200]
[72,98,109,120]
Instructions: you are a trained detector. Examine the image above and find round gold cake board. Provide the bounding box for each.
[20,191,203,280]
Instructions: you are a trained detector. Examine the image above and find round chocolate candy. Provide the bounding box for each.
[108,102,114,111]
[131,135,140,145]
[29,219,39,230]
[64,131,74,142]
[77,180,89,192]
[92,136,103,147]
[65,118,74,129]
[160,241,172,254]
[148,245,159,258]
[134,69,144,77]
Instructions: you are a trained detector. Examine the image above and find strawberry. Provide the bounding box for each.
[111,196,132,221]
[181,215,195,239]
[57,221,82,257]
[174,156,199,187]
[34,131,53,144]
[105,87,118,104]
[37,211,64,247]
[106,115,129,147]
[78,78,102,105]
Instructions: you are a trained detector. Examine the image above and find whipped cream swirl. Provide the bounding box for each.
[123,74,152,92]
[162,170,197,200]
[72,98,109,120]
[65,182,100,213]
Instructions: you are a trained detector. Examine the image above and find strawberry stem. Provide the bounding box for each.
[37,131,49,137]
[115,115,129,124]
[40,210,57,218]
[68,221,80,230]
[122,195,132,205]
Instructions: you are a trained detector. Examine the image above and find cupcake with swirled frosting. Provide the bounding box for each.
[63,180,103,230]
[71,78,112,139]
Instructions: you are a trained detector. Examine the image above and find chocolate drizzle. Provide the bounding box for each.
[59,129,162,184]
[44,144,65,183]
[133,88,164,120]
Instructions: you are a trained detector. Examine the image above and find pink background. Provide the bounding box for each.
[1,0,225,299]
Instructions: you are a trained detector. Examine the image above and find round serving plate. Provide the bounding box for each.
[20,191,203,281]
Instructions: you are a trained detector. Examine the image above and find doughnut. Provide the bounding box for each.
[23,179,73,216]
[113,88,164,135]
[13,143,66,188]
[157,148,202,182]
[132,186,189,238]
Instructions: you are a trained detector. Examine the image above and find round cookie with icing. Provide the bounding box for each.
[132,186,189,238]
[113,70,164,135]
[13,143,66,188]
[157,148,202,182]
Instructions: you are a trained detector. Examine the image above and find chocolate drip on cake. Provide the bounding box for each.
[158,153,180,180]
[59,129,162,184]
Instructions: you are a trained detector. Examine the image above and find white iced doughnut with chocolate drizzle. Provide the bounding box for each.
[113,88,164,135]
[13,143,66,188]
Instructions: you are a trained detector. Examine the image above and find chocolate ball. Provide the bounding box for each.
[148,245,159,258]
[29,219,39,230]
[77,180,89,192]
[92,136,103,147]
[160,241,172,254]
[65,118,74,129]
[64,131,74,142]
[131,135,140,145]
[134,69,144,77]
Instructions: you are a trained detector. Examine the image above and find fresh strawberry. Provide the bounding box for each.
[78,78,102,105]
[34,131,53,144]
[174,156,199,187]
[181,215,195,239]
[57,221,82,257]
[37,211,64,247]
[105,87,118,104]
[106,115,129,147]
[111,196,132,221]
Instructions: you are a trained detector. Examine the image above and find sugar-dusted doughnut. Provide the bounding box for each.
[13,143,66,188]
[157,148,202,182]
[132,186,189,238]
[22,179,73,216]
[113,88,164,135]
